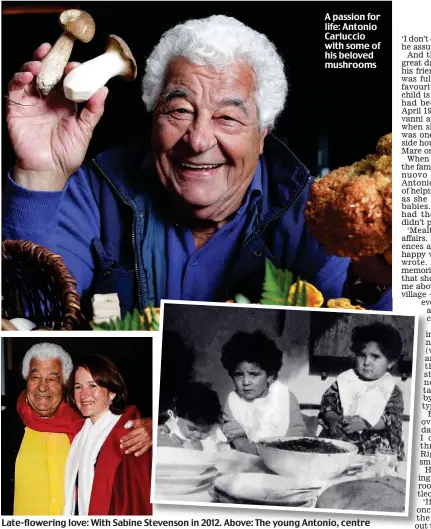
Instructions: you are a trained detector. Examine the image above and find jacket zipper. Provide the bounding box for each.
[92,159,145,312]
[241,174,312,251]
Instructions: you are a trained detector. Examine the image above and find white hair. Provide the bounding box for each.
[142,15,288,131]
[22,343,73,383]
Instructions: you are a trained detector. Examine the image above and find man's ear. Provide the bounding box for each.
[259,128,269,155]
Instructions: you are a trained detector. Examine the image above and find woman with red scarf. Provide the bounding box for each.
[10,343,152,516]
[63,354,152,515]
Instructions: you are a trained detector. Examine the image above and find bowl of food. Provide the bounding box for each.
[256,437,358,487]
[156,446,217,474]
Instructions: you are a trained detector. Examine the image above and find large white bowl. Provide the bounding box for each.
[156,466,218,484]
[155,476,215,496]
[257,436,358,487]
[156,446,217,473]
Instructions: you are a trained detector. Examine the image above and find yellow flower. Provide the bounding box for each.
[327,298,366,310]
[288,280,324,307]
[142,306,160,325]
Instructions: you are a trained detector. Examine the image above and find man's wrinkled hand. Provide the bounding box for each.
[120,417,153,456]
[7,43,108,191]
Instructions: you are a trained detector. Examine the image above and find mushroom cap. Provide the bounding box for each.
[59,9,96,44]
[105,34,137,81]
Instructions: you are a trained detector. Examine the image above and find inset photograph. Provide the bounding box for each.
[154,302,416,515]
[1,336,153,516]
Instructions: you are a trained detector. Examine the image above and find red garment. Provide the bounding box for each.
[16,391,84,442]
[88,405,153,515]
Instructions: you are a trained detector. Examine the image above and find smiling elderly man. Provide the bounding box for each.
[3,15,392,314]
[6,343,151,515]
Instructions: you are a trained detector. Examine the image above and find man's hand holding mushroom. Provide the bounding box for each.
[7,43,108,192]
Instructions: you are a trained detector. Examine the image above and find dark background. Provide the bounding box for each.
[2,1,392,177]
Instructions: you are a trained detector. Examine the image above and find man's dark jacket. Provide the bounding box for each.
[3,134,392,314]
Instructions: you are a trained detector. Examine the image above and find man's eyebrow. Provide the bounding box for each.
[29,368,60,376]
[160,88,190,102]
[220,97,249,116]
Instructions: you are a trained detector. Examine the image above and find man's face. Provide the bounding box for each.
[152,57,268,222]
[26,358,64,417]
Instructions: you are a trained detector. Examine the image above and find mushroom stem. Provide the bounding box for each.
[63,50,130,102]
[35,9,95,97]
[36,32,76,96]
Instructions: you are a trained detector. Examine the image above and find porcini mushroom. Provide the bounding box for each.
[63,35,137,102]
[36,9,96,97]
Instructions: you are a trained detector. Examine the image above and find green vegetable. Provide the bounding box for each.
[90,306,159,331]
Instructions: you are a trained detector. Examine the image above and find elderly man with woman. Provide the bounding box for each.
[3,14,391,317]
[5,343,152,515]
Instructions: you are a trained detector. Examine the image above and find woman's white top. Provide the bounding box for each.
[63,410,122,515]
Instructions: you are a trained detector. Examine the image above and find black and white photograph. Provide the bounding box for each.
[153,302,416,515]
[1,336,153,516]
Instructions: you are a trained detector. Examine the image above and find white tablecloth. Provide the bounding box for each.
[154,448,407,505]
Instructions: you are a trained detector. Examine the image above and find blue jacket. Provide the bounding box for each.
[3,134,392,316]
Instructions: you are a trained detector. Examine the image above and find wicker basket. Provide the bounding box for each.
[2,240,83,330]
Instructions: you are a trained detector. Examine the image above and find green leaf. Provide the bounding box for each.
[131,309,140,330]
[123,311,132,330]
[90,321,110,331]
[142,309,150,331]
[260,259,294,306]
[90,305,160,331]
[300,280,308,307]
[291,277,301,306]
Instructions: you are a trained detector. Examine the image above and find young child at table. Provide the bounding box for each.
[221,331,308,455]
[158,382,229,452]
[318,322,405,459]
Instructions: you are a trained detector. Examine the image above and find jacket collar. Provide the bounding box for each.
[258,134,311,224]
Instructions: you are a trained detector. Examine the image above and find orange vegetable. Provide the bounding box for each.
[288,280,324,307]
[327,298,366,310]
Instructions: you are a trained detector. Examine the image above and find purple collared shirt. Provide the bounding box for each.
[166,162,263,301]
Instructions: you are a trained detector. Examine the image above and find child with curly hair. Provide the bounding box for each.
[319,322,405,459]
[158,382,228,452]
